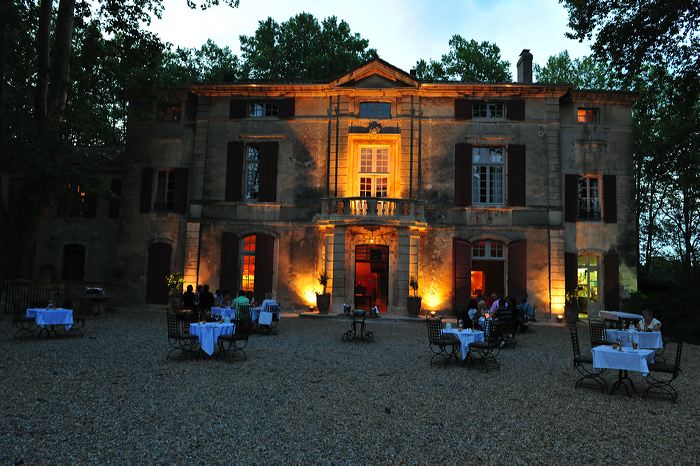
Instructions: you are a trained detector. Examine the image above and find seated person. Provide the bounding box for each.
[465,298,479,328]
[637,309,661,332]
[181,285,196,309]
[520,295,535,321]
[260,292,279,312]
[232,290,250,308]
[245,290,256,307]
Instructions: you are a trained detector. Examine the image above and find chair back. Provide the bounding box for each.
[672,341,684,377]
[482,319,496,342]
[426,317,443,344]
[569,327,582,359]
[235,303,251,320]
[589,320,608,346]
[234,305,253,336]
[167,311,179,339]
[267,303,281,321]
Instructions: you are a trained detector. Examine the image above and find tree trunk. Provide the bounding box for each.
[47,0,76,128]
[35,0,51,134]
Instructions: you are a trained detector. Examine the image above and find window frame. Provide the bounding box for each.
[577,107,599,124]
[472,240,505,260]
[249,101,279,118]
[244,145,261,201]
[240,235,256,292]
[154,169,176,212]
[358,101,392,120]
[358,145,391,198]
[578,175,602,221]
[471,146,506,206]
[472,102,505,119]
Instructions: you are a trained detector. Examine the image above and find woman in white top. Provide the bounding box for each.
[637,309,661,332]
[260,292,278,312]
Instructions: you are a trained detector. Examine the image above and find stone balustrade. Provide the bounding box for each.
[317,197,427,226]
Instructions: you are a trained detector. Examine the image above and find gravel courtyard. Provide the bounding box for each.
[1,310,698,464]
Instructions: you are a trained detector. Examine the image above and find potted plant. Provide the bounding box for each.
[315,272,331,314]
[165,272,184,310]
[564,287,580,325]
[407,275,422,316]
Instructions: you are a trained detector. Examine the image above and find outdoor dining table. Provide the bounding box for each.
[26,308,73,335]
[189,322,234,356]
[605,329,663,349]
[442,328,484,360]
[592,345,655,397]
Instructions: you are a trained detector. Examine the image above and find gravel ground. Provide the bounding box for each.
[1,310,699,464]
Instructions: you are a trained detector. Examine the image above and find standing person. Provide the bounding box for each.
[198,284,215,318]
[181,285,196,309]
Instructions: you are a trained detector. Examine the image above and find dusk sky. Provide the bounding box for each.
[148,0,594,78]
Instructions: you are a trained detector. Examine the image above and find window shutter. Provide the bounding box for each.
[229,99,247,119]
[452,238,471,310]
[173,168,189,214]
[507,144,526,207]
[564,174,578,223]
[225,142,244,201]
[220,232,240,294]
[507,240,527,298]
[139,167,153,213]
[603,252,619,310]
[454,99,472,120]
[603,174,617,223]
[278,98,295,119]
[253,233,275,304]
[565,252,578,295]
[507,99,525,120]
[83,194,97,218]
[258,142,279,202]
[454,143,472,206]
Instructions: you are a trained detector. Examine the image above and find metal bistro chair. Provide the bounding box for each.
[643,341,684,403]
[258,303,281,335]
[426,317,459,368]
[589,320,615,347]
[69,299,89,338]
[467,319,501,372]
[218,305,253,362]
[166,310,199,361]
[12,304,36,339]
[569,327,607,392]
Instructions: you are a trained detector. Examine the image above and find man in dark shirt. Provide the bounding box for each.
[182,285,196,309]
[199,284,215,309]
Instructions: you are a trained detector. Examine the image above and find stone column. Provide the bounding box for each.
[396,228,412,314]
[330,226,346,312]
[549,229,566,317]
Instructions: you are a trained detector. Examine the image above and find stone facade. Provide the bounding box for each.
[23,55,637,316]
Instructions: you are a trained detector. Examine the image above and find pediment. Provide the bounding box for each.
[331,58,419,88]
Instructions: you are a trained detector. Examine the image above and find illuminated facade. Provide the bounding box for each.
[24,51,638,316]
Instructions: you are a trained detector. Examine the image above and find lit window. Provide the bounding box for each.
[154,169,175,211]
[577,254,599,303]
[250,102,278,118]
[471,147,504,205]
[245,146,260,200]
[472,240,505,259]
[358,146,390,198]
[359,102,391,119]
[241,235,256,292]
[473,102,504,118]
[578,176,601,221]
[577,108,598,123]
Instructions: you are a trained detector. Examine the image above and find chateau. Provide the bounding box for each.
[27,50,638,317]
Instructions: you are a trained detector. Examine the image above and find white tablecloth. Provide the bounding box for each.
[189,322,234,355]
[26,308,73,329]
[606,329,663,349]
[211,307,234,319]
[592,345,655,375]
[442,328,485,360]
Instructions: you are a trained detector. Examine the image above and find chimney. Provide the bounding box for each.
[517,49,533,84]
[409,68,417,77]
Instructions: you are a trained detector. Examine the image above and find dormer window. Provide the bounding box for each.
[250,102,279,118]
[359,102,391,119]
[473,102,504,119]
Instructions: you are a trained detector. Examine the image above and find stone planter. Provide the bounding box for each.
[316,293,331,314]
[407,296,422,316]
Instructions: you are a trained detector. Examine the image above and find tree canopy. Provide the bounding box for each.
[533,50,619,89]
[414,36,511,83]
[239,13,377,81]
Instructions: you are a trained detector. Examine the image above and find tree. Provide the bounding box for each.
[239,13,377,81]
[159,40,240,86]
[533,50,619,89]
[414,36,511,83]
[560,0,699,82]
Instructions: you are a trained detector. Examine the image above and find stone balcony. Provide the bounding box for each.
[315,197,427,228]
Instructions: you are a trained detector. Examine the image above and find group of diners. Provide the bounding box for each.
[179,284,279,322]
[457,293,536,336]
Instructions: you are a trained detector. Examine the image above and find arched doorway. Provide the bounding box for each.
[146,242,171,304]
[354,244,389,312]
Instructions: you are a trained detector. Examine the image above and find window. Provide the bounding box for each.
[154,169,175,211]
[472,240,504,259]
[359,102,391,119]
[245,145,260,200]
[250,102,278,118]
[577,108,598,123]
[358,146,389,197]
[473,102,504,118]
[578,176,601,221]
[241,235,256,292]
[161,103,181,122]
[472,147,504,205]
[577,254,599,303]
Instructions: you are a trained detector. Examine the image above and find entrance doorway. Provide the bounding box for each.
[354,244,388,312]
[146,242,171,305]
[471,240,505,298]
[577,254,600,314]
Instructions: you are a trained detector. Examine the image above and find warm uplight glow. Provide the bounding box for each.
[421,283,447,310]
[292,273,323,306]
[556,314,564,321]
